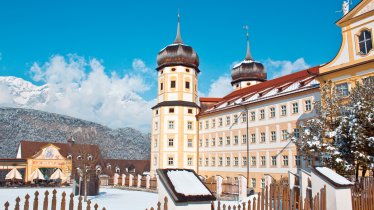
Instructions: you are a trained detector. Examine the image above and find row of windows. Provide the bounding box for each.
[198,155,308,168]
[199,128,300,147]
[334,76,374,97]
[154,108,193,116]
[153,138,194,148]
[199,100,312,130]
[154,120,194,131]
[159,80,197,92]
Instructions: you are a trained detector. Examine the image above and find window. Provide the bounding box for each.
[205,139,209,147]
[186,68,190,72]
[242,135,247,144]
[242,112,247,122]
[282,130,288,140]
[358,29,372,55]
[270,107,275,118]
[283,155,289,166]
[234,157,239,166]
[219,157,223,166]
[205,158,209,166]
[170,80,176,88]
[211,157,216,166]
[252,178,256,188]
[234,136,239,145]
[219,137,223,146]
[234,114,238,124]
[226,136,231,145]
[261,156,266,166]
[155,110,159,115]
[219,118,223,126]
[336,83,349,96]
[292,102,299,114]
[168,121,174,129]
[187,121,193,130]
[199,122,203,130]
[168,157,174,165]
[168,139,174,147]
[295,155,301,166]
[251,156,256,166]
[185,81,190,89]
[305,100,312,111]
[160,83,163,91]
[211,138,216,146]
[155,122,158,131]
[212,119,216,128]
[271,156,277,166]
[199,139,202,147]
[251,133,256,143]
[251,111,256,121]
[198,158,202,166]
[153,157,157,166]
[260,109,265,119]
[205,121,209,129]
[261,178,265,189]
[242,157,247,166]
[260,132,266,142]
[271,131,276,142]
[281,105,287,116]
[154,138,158,147]
[226,116,231,125]
[187,157,193,166]
[188,139,193,147]
[294,128,300,139]
[226,157,231,166]
[169,108,175,113]
[171,68,176,71]
[188,109,193,114]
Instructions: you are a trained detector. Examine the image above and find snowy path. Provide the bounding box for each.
[0,187,158,210]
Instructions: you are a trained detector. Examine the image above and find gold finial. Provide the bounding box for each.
[243,25,252,61]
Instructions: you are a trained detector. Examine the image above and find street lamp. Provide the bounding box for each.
[234,102,250,189]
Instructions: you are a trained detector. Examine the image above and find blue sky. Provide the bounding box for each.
[0,0,359,131]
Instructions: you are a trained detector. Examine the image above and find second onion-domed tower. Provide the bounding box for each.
[150,14,200,176]
[231,30,267,90]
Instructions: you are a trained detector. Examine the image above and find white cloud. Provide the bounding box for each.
[132,58,150,73]
[264,58,310,78]
[206,75,233,97]
[25,55,155,132]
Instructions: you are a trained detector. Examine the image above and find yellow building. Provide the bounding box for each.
[150,14,200,175]
[319,0,374,88]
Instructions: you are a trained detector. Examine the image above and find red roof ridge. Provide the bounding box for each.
[199,97,222,102]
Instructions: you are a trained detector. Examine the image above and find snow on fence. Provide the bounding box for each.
[103,174,157,190]
[212,184,327,210]
[3,189,106,210]
[351,177,374,210]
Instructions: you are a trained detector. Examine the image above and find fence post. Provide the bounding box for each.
[43,191,49,210]
[223,204,226,210]
[4,202,9,210]
[122,174,126,187]
[94,204,98,210]
[69,193,74,210]
[51,189,57,210]
[78,196,82,210]
[15,197,20,210]
[216,176,223,199]
[217,201,221,210]
[61,192,66,210]
[86,200,91,210]
[129,174,134,187]
[163,197,168,210]
[252,197,256,210]
[211,202,214,210]
[33,191,39,210]
[247,200,251,210]
[157,202,161,210]
[137,175,142,188]
[24,194,30,210]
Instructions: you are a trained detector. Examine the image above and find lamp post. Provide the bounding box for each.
[234,102,250,188]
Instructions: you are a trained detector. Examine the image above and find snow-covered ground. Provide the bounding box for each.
[0,187,158,210]
[0,187,256,210]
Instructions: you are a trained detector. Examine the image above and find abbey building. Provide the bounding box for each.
[150,0,374,192]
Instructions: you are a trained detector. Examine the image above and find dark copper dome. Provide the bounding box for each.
[156,14,200,72]
[231,33,266,85]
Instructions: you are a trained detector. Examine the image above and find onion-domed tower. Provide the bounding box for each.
[231,29,267,90]
[151,14,200,176]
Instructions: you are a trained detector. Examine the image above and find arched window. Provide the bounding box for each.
[358,29,373,55]
[115,167,120,173]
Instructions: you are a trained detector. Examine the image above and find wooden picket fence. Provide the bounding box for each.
[351,177,374,210]
[211,184,326,210]
[3,189,106,210]
[145,197,167,210]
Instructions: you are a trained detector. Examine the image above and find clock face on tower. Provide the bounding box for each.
[45,148,54,159]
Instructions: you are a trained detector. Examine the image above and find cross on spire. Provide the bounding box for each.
[174,10,183,44]
[243,25,253,61]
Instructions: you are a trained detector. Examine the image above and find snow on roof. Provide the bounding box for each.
[233,60,254,68]
[315,167,353,185]
[167,170,211,196]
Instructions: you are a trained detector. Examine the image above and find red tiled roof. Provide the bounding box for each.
[199,97,222,103]
[100,159,150,176]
